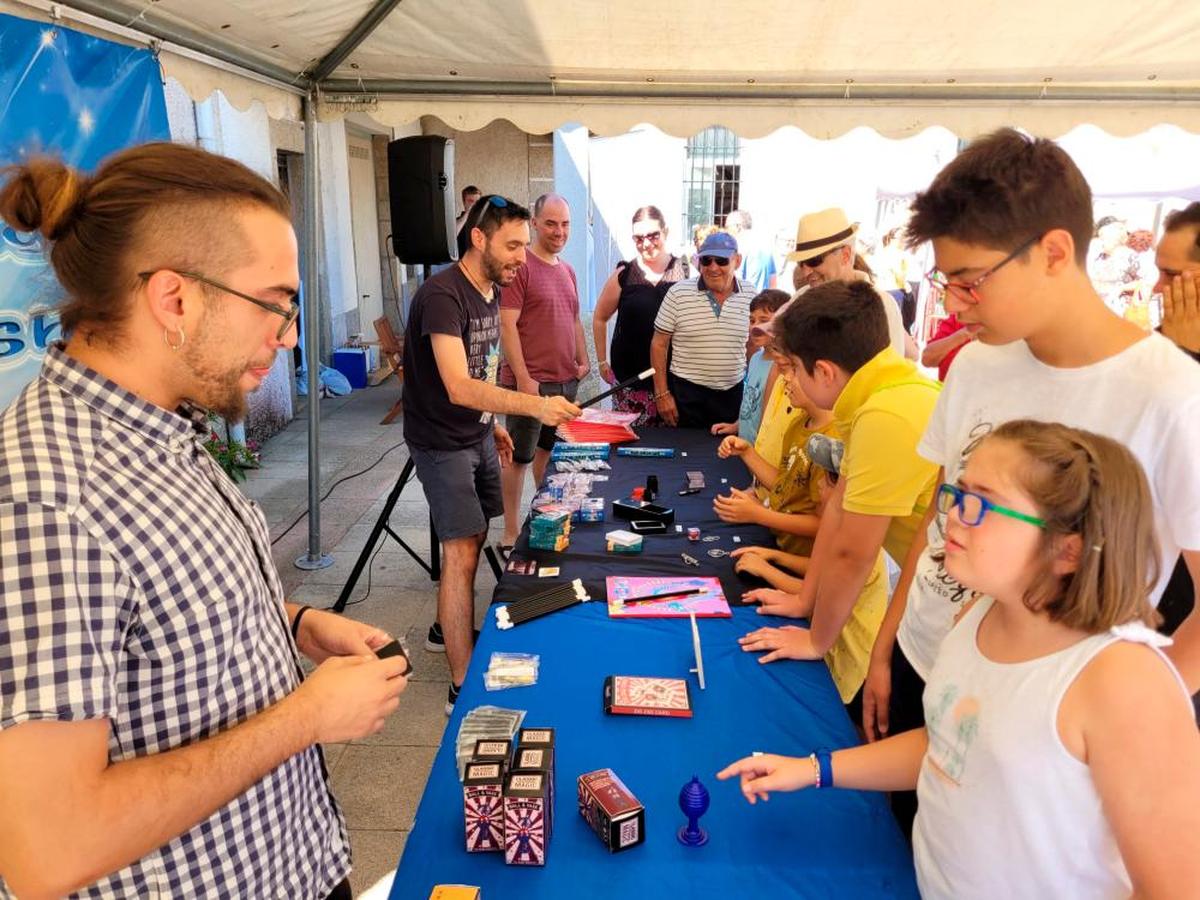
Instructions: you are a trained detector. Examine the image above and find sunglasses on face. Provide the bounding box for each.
[633,231,662,246]
[936,483,1046,528]
[798,247,838,269]
[699,255,731,267]
[925,234,1041,304]
[139,270,299,340]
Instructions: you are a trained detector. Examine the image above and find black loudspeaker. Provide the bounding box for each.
[387,135,457,264]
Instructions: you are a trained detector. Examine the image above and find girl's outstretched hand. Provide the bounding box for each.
[717,753,815,804]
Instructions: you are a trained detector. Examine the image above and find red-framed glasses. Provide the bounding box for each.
[925,234,1041,303]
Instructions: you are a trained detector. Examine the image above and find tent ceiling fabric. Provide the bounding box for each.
[11,0,1200,136]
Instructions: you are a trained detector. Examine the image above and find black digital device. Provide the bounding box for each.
[630,519,668,535]
[376,638,413,676]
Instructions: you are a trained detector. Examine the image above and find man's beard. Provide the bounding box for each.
[181,308,252,422]
[481,244,516,286]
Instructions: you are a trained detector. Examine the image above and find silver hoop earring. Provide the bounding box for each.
[163,326,186,351]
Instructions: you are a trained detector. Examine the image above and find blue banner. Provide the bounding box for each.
[0,13,169,408]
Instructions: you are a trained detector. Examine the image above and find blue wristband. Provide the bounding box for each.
[815,748,834,790]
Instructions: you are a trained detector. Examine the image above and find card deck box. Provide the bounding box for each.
[577,768,645,853]
[517,727,555,756]
[472,738,513,771]
[603,675,693,718]
[462,762,505,852]
[428,888,480,900]
[512,747,555,835]
[503,771,550,866]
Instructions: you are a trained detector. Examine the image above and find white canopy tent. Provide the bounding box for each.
[5,0,1199,564]
[8,0,1200,137]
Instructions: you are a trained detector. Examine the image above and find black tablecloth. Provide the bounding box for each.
[495,427,775,607]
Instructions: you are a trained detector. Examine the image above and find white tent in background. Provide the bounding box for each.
[5,0,1200,137]
[3,0,1198,564]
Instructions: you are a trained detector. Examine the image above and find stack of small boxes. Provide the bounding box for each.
[528,508,571,552]
[462,728,556,867]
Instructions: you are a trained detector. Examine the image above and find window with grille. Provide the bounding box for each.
[683,127,742,240]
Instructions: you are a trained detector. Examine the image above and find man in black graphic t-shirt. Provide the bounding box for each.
[402,195,580,714]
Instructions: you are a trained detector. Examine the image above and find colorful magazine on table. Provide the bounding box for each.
[606,576,731,618]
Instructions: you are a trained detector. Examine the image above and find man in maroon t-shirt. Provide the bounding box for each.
[498,194,591,549]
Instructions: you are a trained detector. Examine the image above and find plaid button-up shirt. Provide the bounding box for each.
[0,345,349,898]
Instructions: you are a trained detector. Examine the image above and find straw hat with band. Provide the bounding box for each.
[786,208,859,263]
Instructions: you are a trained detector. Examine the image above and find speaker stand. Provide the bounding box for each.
[332,456,506,613]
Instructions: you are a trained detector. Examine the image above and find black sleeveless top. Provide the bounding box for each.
[609,255,687,382]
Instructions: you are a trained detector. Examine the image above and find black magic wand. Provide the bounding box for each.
[577,367,656,411]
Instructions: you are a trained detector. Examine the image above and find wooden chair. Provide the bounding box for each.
[374,316,405,425]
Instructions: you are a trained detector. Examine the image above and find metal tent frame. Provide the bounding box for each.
[28,0,1200,567]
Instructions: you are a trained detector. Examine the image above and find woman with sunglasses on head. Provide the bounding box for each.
[591,206,687,425]
[721,420,1200,899]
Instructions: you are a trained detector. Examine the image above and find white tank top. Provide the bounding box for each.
[913,597,1192,899]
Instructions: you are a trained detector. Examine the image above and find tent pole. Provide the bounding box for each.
[296,92,333,572]
[306,0,406,84]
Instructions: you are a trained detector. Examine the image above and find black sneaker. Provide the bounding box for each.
[425,622,445,653]
[445,681,462,716]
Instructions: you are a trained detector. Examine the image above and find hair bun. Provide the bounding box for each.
[0,157,86,241]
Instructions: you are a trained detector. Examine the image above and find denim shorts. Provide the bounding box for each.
[409,430,504,541]
[504,378,579,464]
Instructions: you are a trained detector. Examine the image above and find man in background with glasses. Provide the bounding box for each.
[861,129,1200,840]
[786,207,917,360]
[651,231,757,428]
[402,194,580,714]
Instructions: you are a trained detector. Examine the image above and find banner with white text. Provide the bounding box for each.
[0,13,169,408]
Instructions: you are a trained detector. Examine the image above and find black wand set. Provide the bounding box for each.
[495,579,592,629]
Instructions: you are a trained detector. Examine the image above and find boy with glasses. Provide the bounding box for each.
[861,128,1200,838]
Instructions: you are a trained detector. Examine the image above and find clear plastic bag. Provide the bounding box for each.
[483,652,541,691]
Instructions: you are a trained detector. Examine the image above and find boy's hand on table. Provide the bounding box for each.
[713,487,762,523]
[741,587,806,618]
[717,435,751,458]
[738,625,821,663]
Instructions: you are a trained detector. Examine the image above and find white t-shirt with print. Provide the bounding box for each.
[896,334,1200,680]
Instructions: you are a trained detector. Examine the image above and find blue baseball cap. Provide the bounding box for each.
[697,231,738,259]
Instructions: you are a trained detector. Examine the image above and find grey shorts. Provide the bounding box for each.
[505,378,579,464]
[409,430,504,541]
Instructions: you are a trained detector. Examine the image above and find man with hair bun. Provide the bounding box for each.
[0,143,410,899]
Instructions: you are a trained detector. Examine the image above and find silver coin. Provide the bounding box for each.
[707,549,729,558]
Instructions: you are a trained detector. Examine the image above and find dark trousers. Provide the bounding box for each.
[323,878,351,899]
[669,373,743,430]
[887,640,927,843]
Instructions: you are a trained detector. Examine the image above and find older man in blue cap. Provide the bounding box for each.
[650,231,758,428]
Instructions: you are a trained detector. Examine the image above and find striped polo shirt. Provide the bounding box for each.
[654,275,757,390]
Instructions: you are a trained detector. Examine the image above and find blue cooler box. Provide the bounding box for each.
[331,347,369,389]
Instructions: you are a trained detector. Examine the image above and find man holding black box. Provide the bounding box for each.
[402,195,581,714]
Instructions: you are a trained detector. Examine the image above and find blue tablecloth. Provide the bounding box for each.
[391,429,917,899]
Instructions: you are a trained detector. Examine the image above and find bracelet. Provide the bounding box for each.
[599,360,611,368]
[808,753,822,789]
[290,605,313,641]
[815,748,834,789]
[653,390,672,401]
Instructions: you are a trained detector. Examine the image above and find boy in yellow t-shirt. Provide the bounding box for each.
[738,280,939,716]
[714,367,888,704]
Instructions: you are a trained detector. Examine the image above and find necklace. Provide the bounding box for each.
[459,260,492,299]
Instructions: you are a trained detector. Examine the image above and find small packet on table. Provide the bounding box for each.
[485,652,541,691]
